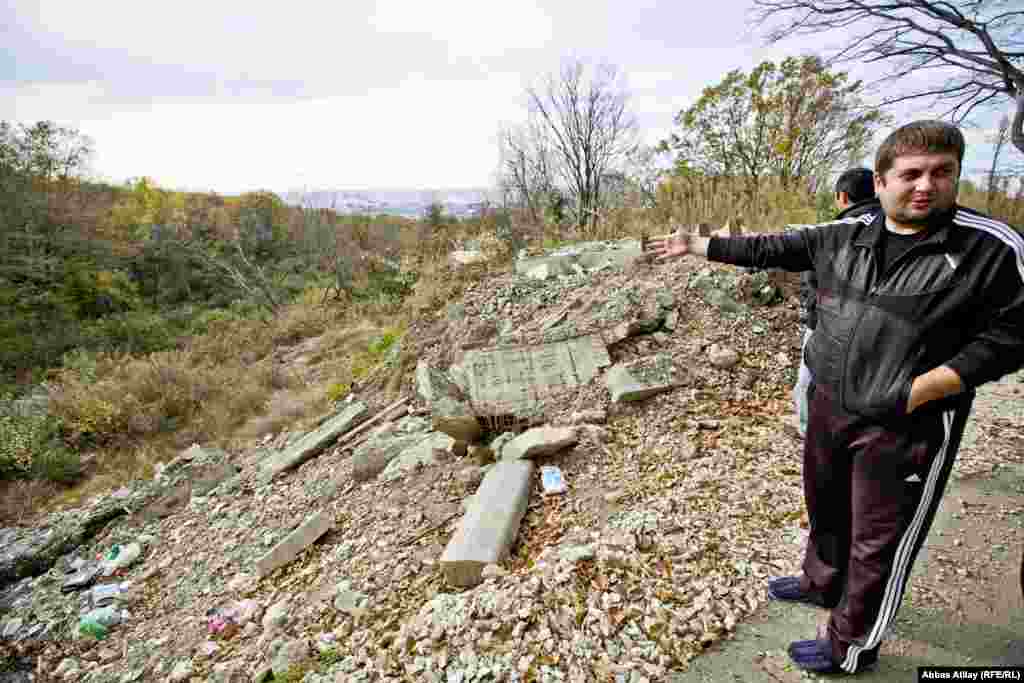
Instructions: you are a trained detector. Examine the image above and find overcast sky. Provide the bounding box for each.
[4,0,1014,194]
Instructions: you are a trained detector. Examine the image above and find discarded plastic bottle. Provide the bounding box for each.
[83,605,122,628]
[78,619,108,640]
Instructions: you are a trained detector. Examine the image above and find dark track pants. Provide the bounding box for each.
[799,383,973,673]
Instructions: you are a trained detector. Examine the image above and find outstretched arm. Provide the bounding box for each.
[648,230,710,261]
[649,226,816,271]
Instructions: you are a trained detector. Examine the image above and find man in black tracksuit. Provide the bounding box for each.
[650,120,1024,673]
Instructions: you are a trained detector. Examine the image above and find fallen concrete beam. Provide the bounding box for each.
[255,510,334,578]
[335,396,411,451]
[440,460,534,587]
[256,402,368,485]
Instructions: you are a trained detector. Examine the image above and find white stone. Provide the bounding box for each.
[502,427,578,461]
[570,409,607,425]
[167,659,193,682]
[262,599,290,633]
[709,344,740,369]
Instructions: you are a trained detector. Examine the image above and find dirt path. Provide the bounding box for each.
[671,370,1024,681]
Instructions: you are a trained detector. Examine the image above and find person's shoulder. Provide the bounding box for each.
[835,198,881,221]
[951,206,1022,251]
[951,206,1023,280]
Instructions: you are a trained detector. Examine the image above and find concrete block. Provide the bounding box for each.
[502,426,578,460]
[460,335,610,418]
[257,402,367,485]
[440,460,534,587]
[351,432,431,483]
[380,432,456,481]
[416,361,481,442]
[255,511,333,578]
[606,354,685,403]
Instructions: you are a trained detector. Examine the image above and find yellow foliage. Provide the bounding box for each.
[325,382,350,403]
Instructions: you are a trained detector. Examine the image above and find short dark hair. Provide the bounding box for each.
[875,120,965,178]
[835,168,875,204]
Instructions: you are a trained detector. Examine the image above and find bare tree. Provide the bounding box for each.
[526,60,639,233]
[497,122,556,224]
[750,0,1024,154]
[622,145,672,209]
[987,114,1011,212]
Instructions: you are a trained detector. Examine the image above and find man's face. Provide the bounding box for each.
[875,153,959,228]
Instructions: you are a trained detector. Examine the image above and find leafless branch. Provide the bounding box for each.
[750,0,1024,153]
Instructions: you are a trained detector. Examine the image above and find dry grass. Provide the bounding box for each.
[233,386,329,443]
[960,176,1024,228]
[24,177,1021,521]
[0,478,61,525]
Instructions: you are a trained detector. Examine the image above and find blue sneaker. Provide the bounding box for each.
[789,638,879,675]
[788,639,841,673]
[766,576,833,607]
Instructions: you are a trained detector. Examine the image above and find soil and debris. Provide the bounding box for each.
[0,243,1020,682]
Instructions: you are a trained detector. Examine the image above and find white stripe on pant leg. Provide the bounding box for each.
[841,410,956,672]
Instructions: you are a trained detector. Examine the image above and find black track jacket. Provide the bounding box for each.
[800,198,881,330]
[708,205,1024,421]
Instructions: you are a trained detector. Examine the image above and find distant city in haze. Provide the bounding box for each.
[279,188,502,220]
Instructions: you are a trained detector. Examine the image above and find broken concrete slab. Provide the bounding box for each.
[416,360,481,442]
[351,433,429,483]
[606,354,687,403]
[457,335,611,419]
[440,460,534,587]
[255,510,334,578]
[350,417,433,483]
[502,426,578,461]
[257,402,368,485]
[514,239,643,278]
[380,432,456,481]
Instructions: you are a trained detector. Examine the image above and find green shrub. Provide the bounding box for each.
[31,447,81,483]
[368,330,399,356]
[61,348,99,384]
[318,648,343,668]
[79,311,177,355]
[188,308,241,336]
[352,268,417,305]
[0,408,77,483]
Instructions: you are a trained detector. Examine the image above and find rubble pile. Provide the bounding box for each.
[7,234,1017,682]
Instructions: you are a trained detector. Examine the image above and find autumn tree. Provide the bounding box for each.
[660,56,888,196]
[0,121,101,380]
[750,0,1024,154]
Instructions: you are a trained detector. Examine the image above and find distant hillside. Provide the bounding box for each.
[279,188,501,219]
